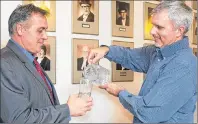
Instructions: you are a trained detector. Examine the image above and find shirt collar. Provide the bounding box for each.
[10,39,35,63]
[156,36,189,58]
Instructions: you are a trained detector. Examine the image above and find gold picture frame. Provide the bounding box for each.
[1,41,8,49]
[192,12,197,45]
[72,38,99,84]
[34,36,56,84]
[112,41,134,82]
[192,1,197,10]
[112,1,134,38]
[23,0,56,32]
[72,0,99,35]
[144,2,157,40]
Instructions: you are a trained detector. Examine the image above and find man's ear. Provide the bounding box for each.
[176,25,185,38]
[15,23,24,36]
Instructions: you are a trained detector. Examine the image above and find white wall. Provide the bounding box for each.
[1,1,197,123]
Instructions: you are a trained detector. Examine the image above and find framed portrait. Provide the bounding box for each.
[192,1,197,10]
[112,41,134,82]
[72,38,99,84]
[144,2,157,40]
[34,36,56,84]
[72,0,99,35]
[192,12,197,44]
[23,0,56,32]
[112,1,134,38]
[193,48,197,56]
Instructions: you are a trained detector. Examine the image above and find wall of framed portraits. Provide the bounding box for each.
[1,1,197,123]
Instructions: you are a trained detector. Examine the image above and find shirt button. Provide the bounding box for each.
[158,59,160,61]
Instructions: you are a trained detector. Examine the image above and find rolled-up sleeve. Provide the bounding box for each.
[118,65,196,123]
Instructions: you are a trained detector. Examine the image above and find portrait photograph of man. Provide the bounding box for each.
[35,43,51,71]
[72,39,98,83]
[116,1,130,26]
[77,0,94,22]
[77,45,93,71]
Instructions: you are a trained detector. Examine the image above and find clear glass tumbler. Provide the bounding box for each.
[78,77,93,99]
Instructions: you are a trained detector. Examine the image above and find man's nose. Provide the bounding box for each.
[43,32,48,40]
[150,26,156,36]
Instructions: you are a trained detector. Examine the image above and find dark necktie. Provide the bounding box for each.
[33,58,54,104]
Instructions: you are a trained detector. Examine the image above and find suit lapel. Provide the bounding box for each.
[6,40,53,104]
[24,62,53,101]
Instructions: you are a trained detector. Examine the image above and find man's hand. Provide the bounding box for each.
[99,83,125,96]
[67,94,93,117]
[88,46,109,64]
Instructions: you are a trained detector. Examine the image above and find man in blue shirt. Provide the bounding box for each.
[1,4,93,123]
[88,1,197,123]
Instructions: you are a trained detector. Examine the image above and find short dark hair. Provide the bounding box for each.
[41,44,47,55]
[8,4,49,36]
[79,0,91,7]
[118,8,127,13]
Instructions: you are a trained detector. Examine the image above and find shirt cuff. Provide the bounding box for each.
[104,45,114,60]
[118,90,131,97]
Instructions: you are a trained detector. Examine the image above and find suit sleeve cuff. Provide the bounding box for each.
[55,104,71,121]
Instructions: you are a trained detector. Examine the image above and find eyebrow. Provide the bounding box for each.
[81,5,90,7]
[38,27,48,30]
[152,21,164,27]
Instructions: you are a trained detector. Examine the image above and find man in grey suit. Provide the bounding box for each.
[1,4,93,123]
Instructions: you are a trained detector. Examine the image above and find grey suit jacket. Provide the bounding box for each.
[1,40,70,123]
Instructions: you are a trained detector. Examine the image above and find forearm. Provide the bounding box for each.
[118,67,195,123]
[1,100,71,123]
[105,45,152,73]
[1,70,71,123]
[118,90,164,123]
[118,90,144,119]
[22,104,71,123]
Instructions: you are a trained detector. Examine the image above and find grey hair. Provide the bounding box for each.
[8,4,49,36]
[152,0,193,34]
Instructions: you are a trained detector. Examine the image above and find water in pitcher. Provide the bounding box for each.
[83,64,110,85]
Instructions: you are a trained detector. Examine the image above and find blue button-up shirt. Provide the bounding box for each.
[105,36,197,123]
[10,39,53,90]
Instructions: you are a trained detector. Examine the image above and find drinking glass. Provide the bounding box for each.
[78,77,93,99]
